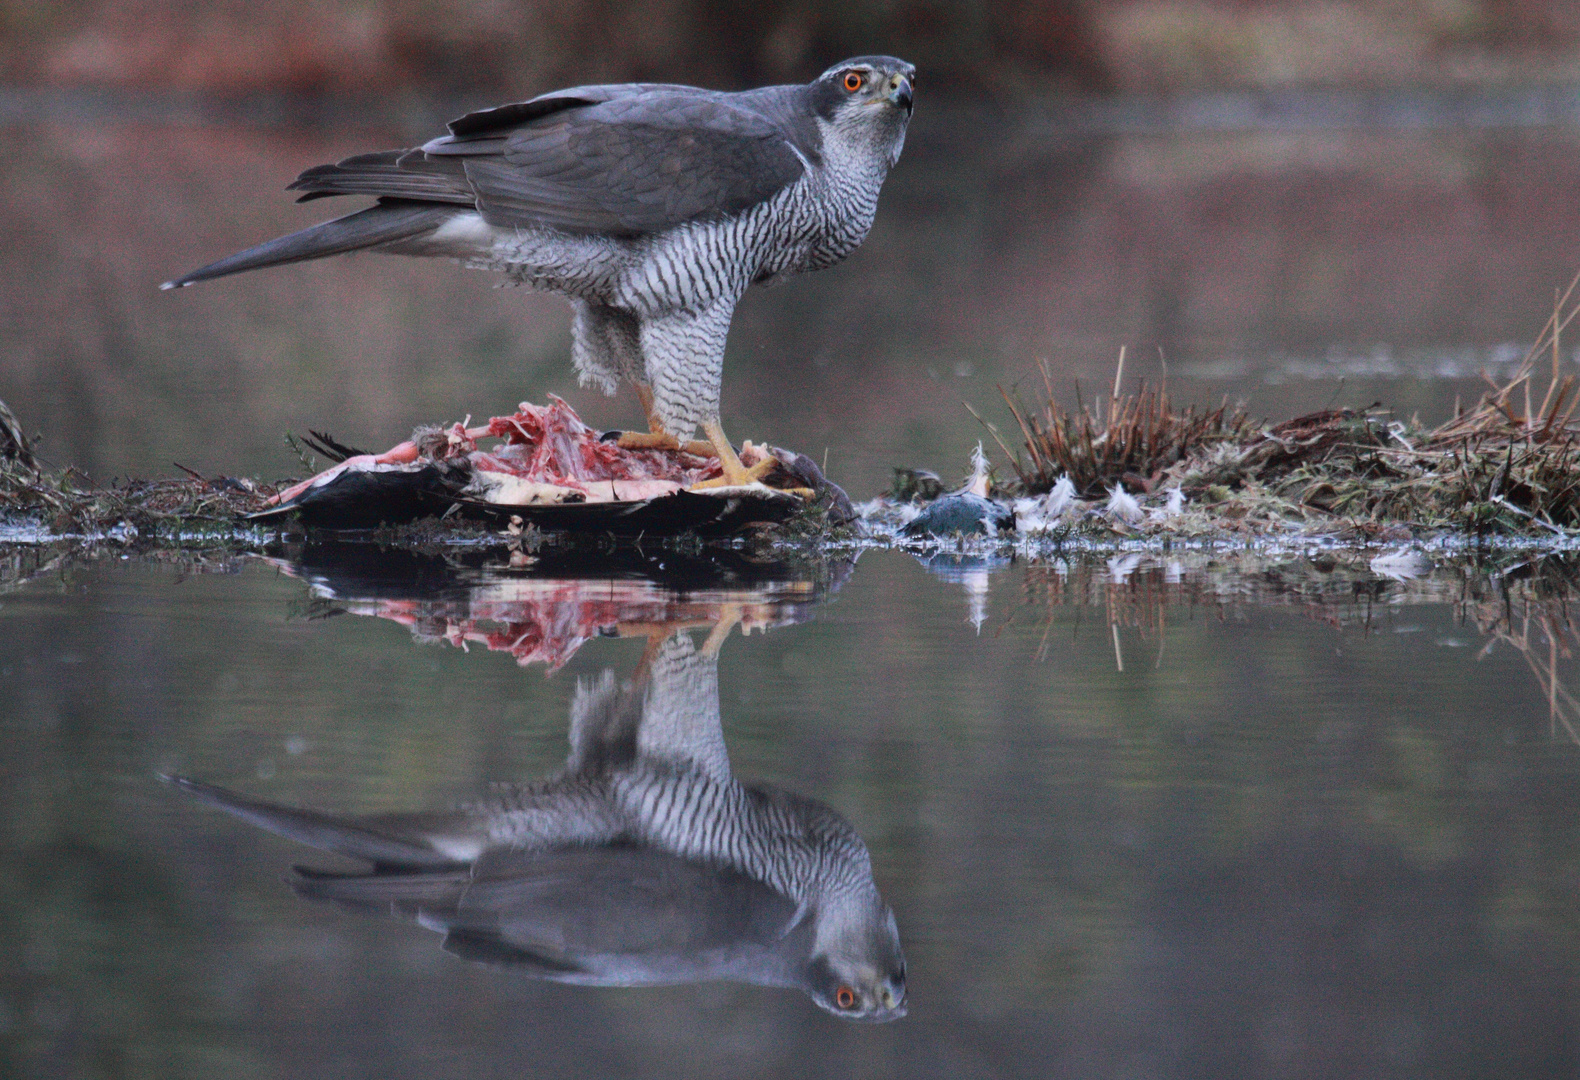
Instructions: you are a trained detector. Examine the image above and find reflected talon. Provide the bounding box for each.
[700,605,745,657]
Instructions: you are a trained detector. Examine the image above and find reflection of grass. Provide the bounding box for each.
[1471,598,1580,747]
[994,275,1580,536]
[1025,549,1580,749]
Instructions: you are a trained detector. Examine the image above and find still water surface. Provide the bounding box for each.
[5,544,1580,1077]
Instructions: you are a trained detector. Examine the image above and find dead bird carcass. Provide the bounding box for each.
[252,397,852,535]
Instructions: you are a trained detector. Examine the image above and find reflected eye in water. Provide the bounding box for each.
[168,549,906,1023]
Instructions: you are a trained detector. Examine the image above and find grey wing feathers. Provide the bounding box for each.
[163,81,811,287]
[291,845,798,974]
[482,94,804,234]
[282,88,807,237]
[160,201,454,289]
[441,83,667,139]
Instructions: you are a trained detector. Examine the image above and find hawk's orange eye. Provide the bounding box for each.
[843,72,864,92]
[835,986,857,1008]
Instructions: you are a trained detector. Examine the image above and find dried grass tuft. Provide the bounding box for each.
[997,350,1254,497]
[0,398,279,538]
[990,272,1580,536]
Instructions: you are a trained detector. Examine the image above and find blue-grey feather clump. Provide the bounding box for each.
[904,492,1016,537]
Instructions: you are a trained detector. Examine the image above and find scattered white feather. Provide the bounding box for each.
[1108,553,1144,583]
[1369,547,1431,582]
[1014,475,1079,533]
[1011,498,1048,532]
[853,496,921,532]
[965,442,991,498]
[1105,484,1144,525]
[1045,475,1077,516]
[1145,486,1185,523]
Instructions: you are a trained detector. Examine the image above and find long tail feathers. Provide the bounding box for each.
[160,201,454,290]
[162,774,465,869]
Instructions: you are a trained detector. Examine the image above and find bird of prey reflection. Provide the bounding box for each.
[164,57,915,488]
[167,617,906,1021]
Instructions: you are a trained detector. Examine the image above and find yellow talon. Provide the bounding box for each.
[690,460,777,489]
[617,430,681,451]
[688,420,781,488]
[620,385,718,457]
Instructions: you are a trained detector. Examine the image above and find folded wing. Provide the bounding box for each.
[291,87,808,237]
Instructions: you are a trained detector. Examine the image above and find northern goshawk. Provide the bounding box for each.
[166,621,907,1021]
[164,57,916,487]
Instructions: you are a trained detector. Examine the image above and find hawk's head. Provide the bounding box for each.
[810,56,915,167]
[802,895,908,1023]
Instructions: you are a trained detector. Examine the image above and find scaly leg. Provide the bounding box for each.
[699,604,744,658]
[689,419,777,488]
[616,385,713,456]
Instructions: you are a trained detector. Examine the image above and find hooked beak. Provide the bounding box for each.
[859,976,908,1022]
[887,73,914,114]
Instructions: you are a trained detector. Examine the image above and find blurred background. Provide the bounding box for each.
[5,0,1580,95]
[4,1,1580,493]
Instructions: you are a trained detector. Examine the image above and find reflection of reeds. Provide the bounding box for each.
[1468,597,1580,746]
[0,545,66,594]
[1023,554,1405,638]
[1025,560,1178,665]
[1024,552,1580,745]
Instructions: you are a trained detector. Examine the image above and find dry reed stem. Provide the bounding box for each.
[990,279,1580,533]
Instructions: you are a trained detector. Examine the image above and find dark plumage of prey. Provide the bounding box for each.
[164,57,916,487]
[165,626,906,1022]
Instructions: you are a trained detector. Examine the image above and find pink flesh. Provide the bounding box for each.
[368,593,794,669]
[476,397,721,494]
[267,398,721,507]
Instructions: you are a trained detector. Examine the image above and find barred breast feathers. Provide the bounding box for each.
[605,762,875,906]
[452,112,890,312]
